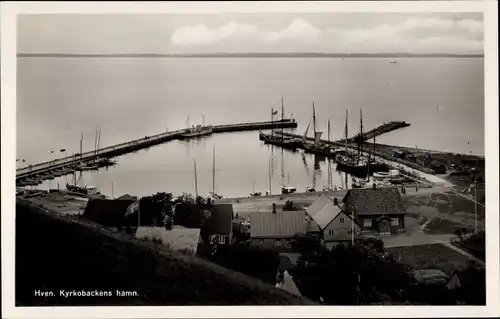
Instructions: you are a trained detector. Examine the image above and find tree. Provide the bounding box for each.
[139,192,175,226]
[291,243,413,305]
[290,233,324,259]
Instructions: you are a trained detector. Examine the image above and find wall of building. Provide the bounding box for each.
[358,214,405,233]
[322,212,360,242]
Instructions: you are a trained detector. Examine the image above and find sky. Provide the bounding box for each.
[18,13,484,54]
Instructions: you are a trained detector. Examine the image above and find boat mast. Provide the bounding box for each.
[73,153,77,186]
[328,119,332,189]
[271,107,274,137]
[80,132,83,161]
[312,102,316,143]
[345,110,348,153]
[193,159,198,198]
[212,145,216,196]
[202,114,205,127]
[281,97,284,138]
[358,109,363,164]
[97,124,101,154]
[268,157,272,195]
[94,125,98,157]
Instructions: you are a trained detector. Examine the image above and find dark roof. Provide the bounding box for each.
[174,203,233,235]
[82,199,135,227]
[342,188,407,216]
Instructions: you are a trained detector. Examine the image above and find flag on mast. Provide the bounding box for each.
[272,109,278,115]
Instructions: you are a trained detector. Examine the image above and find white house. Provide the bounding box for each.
[305,194,361,248]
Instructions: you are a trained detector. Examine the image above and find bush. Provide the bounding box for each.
[284,200,299,211]
[205,244,281,284]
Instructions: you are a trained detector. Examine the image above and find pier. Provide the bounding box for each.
[277,120,411,148]
[16,119,297,182]
[346,121,411,142]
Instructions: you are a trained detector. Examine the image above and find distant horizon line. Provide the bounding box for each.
[17,52,484,58]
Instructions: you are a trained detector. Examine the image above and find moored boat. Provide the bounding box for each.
[179,123,213,139]
[281,186,297,194]
[300,102,337,158]
[259,132,302,150]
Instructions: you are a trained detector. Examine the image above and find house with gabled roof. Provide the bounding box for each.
[305,194,361,247]
[174,203,234,246]
[341,188,407,235]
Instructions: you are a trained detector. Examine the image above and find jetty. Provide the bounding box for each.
[277,120,410,148]
[346,121,410,142]
[16,119,297,182]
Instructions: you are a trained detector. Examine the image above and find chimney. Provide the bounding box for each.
[272,203,276,214]
[207,197,212,205]
[333,198,338,206]
[373,183,376,190]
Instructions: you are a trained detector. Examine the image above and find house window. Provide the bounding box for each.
[328,229,335,236]
[340,217,345,223]
[347,230,352,235]
[363,219,372,228]
[391,218,400,227]
[219,236,226,244]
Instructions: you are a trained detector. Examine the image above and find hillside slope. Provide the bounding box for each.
[15,201,310,306]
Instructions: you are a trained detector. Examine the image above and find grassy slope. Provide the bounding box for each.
[386,244,473,275]
[15,201,310,306]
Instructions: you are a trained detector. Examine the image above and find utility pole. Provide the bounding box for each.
[268,157,272,196]
[193,159,198,199]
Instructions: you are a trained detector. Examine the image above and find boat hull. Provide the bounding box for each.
[336,160,369,177]
[302,143,335,158]
[179,127,213,139]
[260,133,301,150]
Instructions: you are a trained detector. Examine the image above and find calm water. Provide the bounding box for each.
[16,57,484,198]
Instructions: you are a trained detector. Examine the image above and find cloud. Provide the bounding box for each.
[261,19,321,42]
[171,21,257,46]
[170,17,484,53]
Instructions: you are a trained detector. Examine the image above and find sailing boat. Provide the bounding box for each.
[66,133,99,195]
[250,180,262,197]
[335,109,370,178]
[179,115,213,139]
[301,102,334,157]
[322,119,337,191]
[281,173,296,194]
[90,125,117,168]
[259,98,301,150]
[366,127,389,173]
[209,145,223,200]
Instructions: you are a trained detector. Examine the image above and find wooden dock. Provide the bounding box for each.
[347,121,411,142]
[16,119,297,182]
